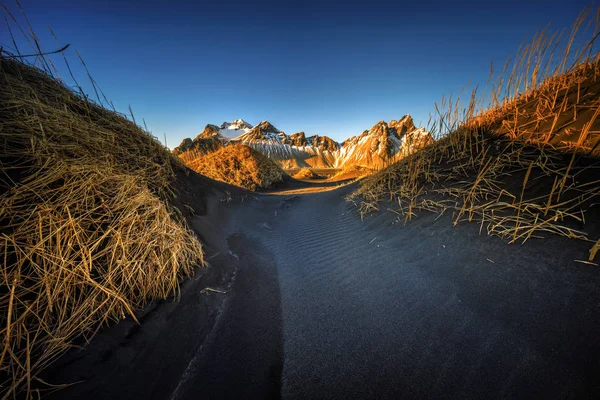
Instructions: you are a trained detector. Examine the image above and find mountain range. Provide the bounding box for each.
[174,116,433,169]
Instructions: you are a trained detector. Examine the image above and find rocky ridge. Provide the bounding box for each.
[175,115,433,169]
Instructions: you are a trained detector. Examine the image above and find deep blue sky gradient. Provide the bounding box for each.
[1,0,592,145]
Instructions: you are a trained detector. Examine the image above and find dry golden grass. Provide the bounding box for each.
[174,136,223,157]
[0,55,204,398]
[333,165,373,180]
[293,168,323,180]
[183,143,285,191]
[351,7,600,260]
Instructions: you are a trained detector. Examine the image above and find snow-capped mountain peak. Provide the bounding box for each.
[220,119,253,131]
[336,115,433,168]
[216,118,254,139]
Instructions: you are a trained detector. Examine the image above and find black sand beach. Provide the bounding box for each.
[44,177,600,399]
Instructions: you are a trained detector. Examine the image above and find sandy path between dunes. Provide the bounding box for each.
[48,181,600,399]
[175,183,600,399]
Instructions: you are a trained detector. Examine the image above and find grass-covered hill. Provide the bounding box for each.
[183,143,286,191]
[0,56,206,397]
[351,8,600,262]
[173,136,224,157]
[292,168,324,180]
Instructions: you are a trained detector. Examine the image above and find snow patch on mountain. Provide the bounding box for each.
[220,119,253,131]
[215,119,253,139]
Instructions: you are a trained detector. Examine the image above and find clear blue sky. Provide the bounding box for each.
[1,0,592,146]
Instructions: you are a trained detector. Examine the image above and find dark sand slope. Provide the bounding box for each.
[233,185,600,399]
[49,182,600,399]
[169,233,284,400]
[39,171,244,399]
[45,176,286,399]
